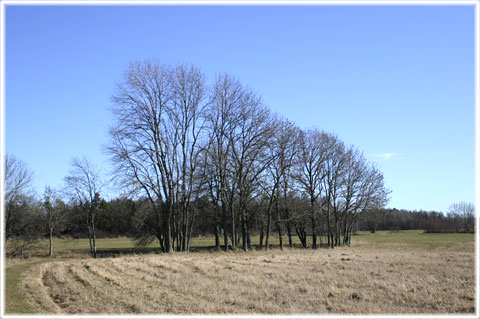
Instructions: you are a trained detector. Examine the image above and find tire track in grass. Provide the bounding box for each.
[23,263,63,313]
[37,259,143,314]
[79,260,149,313]
[67,263,94,288]
[30,262,86,313]
[64,261,133,313]
[89,259,170,313]
[40,262,87,313]
[29,261,106,314]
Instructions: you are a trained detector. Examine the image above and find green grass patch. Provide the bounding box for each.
[6,230,475,256]
[352,230,475,249]
[5,259,47,314]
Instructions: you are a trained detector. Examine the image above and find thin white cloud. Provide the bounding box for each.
[373,152,397,160]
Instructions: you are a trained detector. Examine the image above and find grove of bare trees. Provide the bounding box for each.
[107,60,391,252]
[3,153,474,257]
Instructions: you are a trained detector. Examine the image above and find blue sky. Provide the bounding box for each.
[5,4,475,212]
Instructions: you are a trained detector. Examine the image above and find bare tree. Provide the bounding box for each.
[320,133,346,248]
[42,186,67,256]
[4,154,34,245]
[339,148,389,245]
[295,129,328,249]
[448,202,475,233]
[228,86,274,251]
[169,64,208,251]
[108,60,175,252]
[204,74,245,251]
[64,156,103,258]
[203,74,275,251]
[108,61,208,252]
[262,119,298,250]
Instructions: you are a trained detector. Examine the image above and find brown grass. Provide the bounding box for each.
[20,243,475,315]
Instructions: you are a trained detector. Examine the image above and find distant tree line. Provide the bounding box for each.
[358,206,475,234]
[3,61,475,257]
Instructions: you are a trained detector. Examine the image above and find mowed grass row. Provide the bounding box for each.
[20,241,475,314]
[6,231,475,314]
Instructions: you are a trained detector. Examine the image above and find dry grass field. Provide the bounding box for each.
[16,233,475,315]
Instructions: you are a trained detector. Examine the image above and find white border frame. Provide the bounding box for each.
[0,0,5,317]
[0,0,478,4]
[0,1,478,319]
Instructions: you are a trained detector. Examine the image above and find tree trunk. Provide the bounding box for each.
[274,190,282,250]
[230,202,237,248]
[214,224,220,251]
[284,205,293,248]
[186,206,196,251]
[157,234,165,252]
[182,209,188,251]
[311,215,317,249]
[88,227,93,257]
[283,181,293,249]
[165,204,173,253]
[326,210,331,248]
[342,213,350,246]
[286,222,293,248]
[222,205,229,251]
[295,224,307,248]
[259,220,264,249]
[241,209,248,251]
[166,223,173,253]
[310,199,317,249]
[48,228,54,257]
[277,223,283,250]
[265,203,272,250]
[92,224,97,258]
[236,226,241,247]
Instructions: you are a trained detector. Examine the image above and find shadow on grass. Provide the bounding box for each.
[89,243,326,257]
[71,245,222,258]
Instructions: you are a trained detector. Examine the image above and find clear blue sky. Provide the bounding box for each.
[5,4,475,212]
